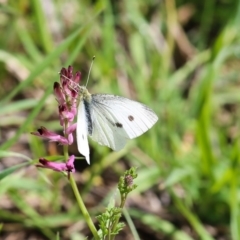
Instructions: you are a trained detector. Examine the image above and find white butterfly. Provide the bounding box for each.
[76,86,158,164]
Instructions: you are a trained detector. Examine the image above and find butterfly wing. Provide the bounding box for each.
[76,100,91,164]
[89,99,127,150]
[90,94,158,151]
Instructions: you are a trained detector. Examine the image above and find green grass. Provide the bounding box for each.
[1,0,240,239]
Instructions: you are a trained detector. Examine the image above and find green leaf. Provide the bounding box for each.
[0,162,30,180]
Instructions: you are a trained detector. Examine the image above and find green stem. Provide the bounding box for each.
[64,117,99,238]
[69,174,100,240]
[120,195,126,208]
[63,144,69,160]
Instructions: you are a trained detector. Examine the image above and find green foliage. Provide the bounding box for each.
[97,207,125,240]
[97,168,138,240]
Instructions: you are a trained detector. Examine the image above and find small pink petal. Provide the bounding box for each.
[37,156,75,173]
[68,133,73,145]
[66,123,77,135]
[53,82,65,104]
[74,71,81,84]
[31,126,69,145]
[66,155,75,173]
[67,66,73,79]
[37,158,67,172]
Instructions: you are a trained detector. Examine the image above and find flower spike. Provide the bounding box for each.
[33,66,85,173]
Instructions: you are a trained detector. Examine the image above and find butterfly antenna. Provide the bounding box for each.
[85,56,95,87]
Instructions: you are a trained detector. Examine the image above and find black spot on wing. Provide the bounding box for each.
[128,115,134,121]
[83,100,92,135]
[116,122,123,128]
[106,118,123,128]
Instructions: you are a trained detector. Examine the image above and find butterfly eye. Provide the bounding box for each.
[128,115,134,121]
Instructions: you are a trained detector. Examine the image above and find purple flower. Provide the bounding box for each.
[58,105,76,124]
[31,126,69,145]
[60,67,81,98]
[32,66,83,174]
[53,67,81,127]
[36,155,75,174]
[65,123,77,145]
[66,123,77,135]
[53,82,65,105]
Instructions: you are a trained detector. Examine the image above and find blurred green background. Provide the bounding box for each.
[0,0,240,239]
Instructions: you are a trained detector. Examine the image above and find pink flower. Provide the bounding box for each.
[32,66,83,174]
[59,105,75,123]
[31,126,69,145]
[60,67,81,98]
[36,155,75,174]
[54,67,81,126]
[60,66,81,85]
[66,123,77,135]
[53,82,65,105]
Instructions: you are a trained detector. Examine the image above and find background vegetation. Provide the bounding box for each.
[0,0,240,239]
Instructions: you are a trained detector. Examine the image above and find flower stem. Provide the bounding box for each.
[69,174,100,240]
[63,144,69,160]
